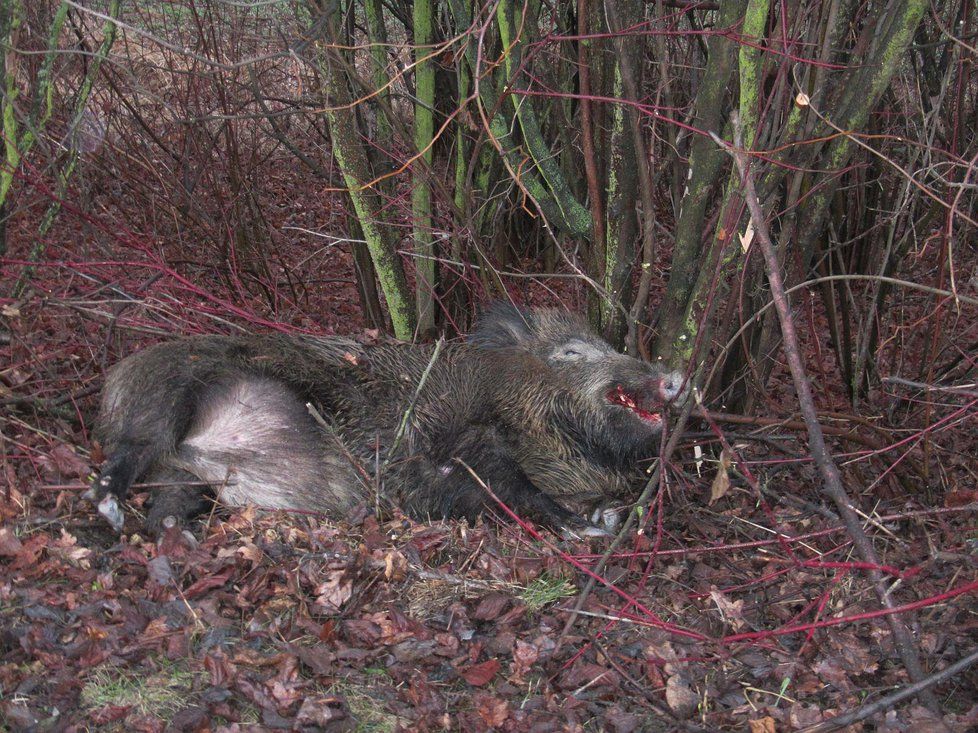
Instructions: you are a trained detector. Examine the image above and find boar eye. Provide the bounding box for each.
[552,340,596,362]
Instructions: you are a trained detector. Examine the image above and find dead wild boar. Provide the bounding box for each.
[90,303,684,535]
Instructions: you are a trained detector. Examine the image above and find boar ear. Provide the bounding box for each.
[470,301,536,349]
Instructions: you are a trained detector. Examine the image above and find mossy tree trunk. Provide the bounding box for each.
[1,0,69,259]
[709,0,929,406]
[651,0,748,367]
[12,0,119,297]
[457,0,591,239]
[602,0,654,351]
[792,0,929,266]
[412,0,437,336]
[311,1,416,339]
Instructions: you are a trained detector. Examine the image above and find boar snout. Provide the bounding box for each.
[658,371,687,404]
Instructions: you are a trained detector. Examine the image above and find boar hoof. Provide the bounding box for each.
[590,507,622,533]
[561,523,611,540]
[97,494,126,532]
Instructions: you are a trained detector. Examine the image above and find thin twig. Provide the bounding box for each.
[712,113,944,716]
[384,338,445,468]
[882,376,978,398]
[799,646,978,732]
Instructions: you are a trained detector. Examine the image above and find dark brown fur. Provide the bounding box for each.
[92,304,684,533]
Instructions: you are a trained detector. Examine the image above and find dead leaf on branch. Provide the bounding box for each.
[709,448,734,505]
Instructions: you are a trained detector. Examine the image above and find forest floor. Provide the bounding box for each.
[2,162,978,733]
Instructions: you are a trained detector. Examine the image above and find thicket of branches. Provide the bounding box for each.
[2,2,978,726]
[2,0,976,406]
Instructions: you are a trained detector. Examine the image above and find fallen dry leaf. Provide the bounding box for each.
[0,527,23,556]
[36,444,89,482]
[748,716,777,733]
[475,693,508,726]
[510,639,539,683]
[460,658,501,686]
[665,675,699,718]
[709,586,746,631]
[51,529,92,569]
[294,695,353,729]
[313,569,353,613]
[472,591,510,620]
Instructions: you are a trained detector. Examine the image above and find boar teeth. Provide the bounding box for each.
[607,386,661,423]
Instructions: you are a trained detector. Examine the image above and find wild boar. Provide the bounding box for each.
[90,303,684,535]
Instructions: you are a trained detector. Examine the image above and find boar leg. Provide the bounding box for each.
[142,467,217,534]
[413,424,600,534]
[94,341,220,509]
[93,440,157,502]
[89,439,170,530]
[92,336,280,527]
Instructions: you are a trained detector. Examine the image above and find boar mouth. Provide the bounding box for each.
[607,385,662,425]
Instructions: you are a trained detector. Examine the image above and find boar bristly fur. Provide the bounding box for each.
[92,303,683,534]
